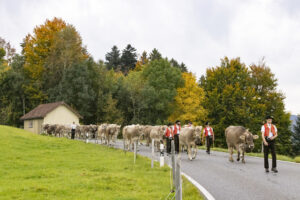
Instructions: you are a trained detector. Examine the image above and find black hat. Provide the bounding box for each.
[266,116,273,120]
[205,122,209,125]
[175,120,181,124]
[167,122,172,126]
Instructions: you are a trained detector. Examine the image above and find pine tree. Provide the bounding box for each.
[120,44,137,74]
[105,45,121,71]
[149,48,162,61]
[292,115,300,155]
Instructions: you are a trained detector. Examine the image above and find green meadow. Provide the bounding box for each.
[0,125,202,200]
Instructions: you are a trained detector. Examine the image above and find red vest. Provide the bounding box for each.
[264,123,276,137]
[204,127,213,137]
[173,124,181,135]
[165,127,173,137]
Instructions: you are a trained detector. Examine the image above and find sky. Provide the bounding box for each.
[1,0,300,114]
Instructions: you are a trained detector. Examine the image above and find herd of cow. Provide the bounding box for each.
[42,123,259,162]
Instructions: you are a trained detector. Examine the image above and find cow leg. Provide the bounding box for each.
[236,144,240,162]
[229,146,234,162]
[241,150,245,163]
[187,145,193,160]
[192,144,197,159]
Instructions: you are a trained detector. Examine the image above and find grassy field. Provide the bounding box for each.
[199,146,300,163]
[0,125,203,200]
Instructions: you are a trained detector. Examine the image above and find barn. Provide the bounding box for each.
[20,101,82,134]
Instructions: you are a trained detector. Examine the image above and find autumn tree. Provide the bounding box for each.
[169,72,206,124]
[134,51,148,71]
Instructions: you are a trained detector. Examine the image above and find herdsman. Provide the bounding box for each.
[173,120,181,154]
[165,123,173,155]
[203,122,214,154]
[71,121,76,139]
[261,116,278,173]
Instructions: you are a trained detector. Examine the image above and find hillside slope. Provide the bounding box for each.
[0,126,202,200]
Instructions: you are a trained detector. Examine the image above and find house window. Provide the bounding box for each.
[29,121,33,128]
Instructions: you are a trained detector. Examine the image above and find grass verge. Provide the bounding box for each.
[0,125,203,200]
[198,146,299,163]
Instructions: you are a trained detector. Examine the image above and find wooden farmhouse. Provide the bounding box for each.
[20,101,82,134]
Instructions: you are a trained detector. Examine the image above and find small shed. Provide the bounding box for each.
[20,101,82,134]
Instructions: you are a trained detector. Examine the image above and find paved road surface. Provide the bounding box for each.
[91,140,300,200]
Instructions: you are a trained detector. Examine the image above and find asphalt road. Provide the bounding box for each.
[92,140,300,200]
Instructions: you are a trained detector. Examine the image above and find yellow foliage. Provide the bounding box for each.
[169,72,207,125]
[23,17,67,79]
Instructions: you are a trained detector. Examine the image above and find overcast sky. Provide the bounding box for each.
[1,0,300,114]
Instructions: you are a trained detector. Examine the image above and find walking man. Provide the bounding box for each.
[261,116,278,173]
[71,121,76,139]
[203,122,214,154]
[165,123,173,155]
[173,120,181,154]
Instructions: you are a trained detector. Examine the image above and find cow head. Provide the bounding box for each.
[240,129,259,152]
[195,126,202,145]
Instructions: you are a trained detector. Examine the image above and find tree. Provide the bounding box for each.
[149,48,162,61]
[43,25,88,93]
[48,60,97,124]
[22,17,67,106]
[200,57,261,148]
[0,37,16,65]
[134,51,148,71]
[170,58,188,72]
[105,45,121,71]
[200,57,292,155]
[120,44,137,74]
[292,115,300,156]
[142,59,184,124]
[169,72,206,124]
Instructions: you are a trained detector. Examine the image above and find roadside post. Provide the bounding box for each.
[151,139,155,168]
[160,143,164,167]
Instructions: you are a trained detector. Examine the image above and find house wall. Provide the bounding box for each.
[24,119,44,134]
[43,105,80,125]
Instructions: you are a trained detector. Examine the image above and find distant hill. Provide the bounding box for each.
[291,115,298,131]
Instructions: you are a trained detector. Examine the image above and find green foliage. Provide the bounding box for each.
[120,44,137,74]
[200,57,292,155]
[0,126,203,199]
[170,58,188,72]
[105,45,121,71]
[149,48,162,61]
[142,59,184,124]
[292,115,300,155]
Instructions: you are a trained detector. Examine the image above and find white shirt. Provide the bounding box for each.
[261,123,277,138]
[71,124,77,130]
[203,127,213,136]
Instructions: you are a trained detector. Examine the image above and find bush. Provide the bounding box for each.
[294,156,300,163]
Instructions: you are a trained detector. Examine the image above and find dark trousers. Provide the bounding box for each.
[206,136,213,153]
[166,138,172,154]
[71,129,75,139]
[174,134,179,153]
[264,137,277,169]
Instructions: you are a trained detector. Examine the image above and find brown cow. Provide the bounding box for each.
[225,126,259,163]
[179,126,202,160]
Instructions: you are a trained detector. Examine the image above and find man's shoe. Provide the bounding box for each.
[271,168,278,173]
[265,168,269,173]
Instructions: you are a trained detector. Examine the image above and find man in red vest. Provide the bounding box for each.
[172,120,181,154]
[202,122,214,154]
[165,123,173,155]
[261,116,278,173]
